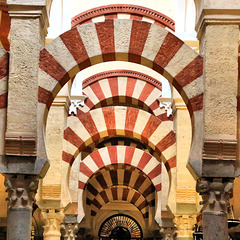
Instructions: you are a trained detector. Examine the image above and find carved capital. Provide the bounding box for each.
[4,174,39,209]
[196,178,233,213]
[41,209,65,238]
[61,223,79,240]
[159,227,175,240]
[173,214,197,238]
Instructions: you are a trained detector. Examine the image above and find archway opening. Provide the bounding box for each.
[98,214,143,240]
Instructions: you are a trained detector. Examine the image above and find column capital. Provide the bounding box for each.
[173,214,197,239]
[4,174,39,209]
[41,208,65,239]
[196,178,233,213]
[195,0,240,38]
[6,0,50,37]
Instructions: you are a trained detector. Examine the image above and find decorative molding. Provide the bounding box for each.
[7,4,49,37]
[82,69,162,90]
[202,139,237,161]
[41,186,61,200]
[196,178,233,213]
[4,174,39,209]
[5,132,36,156]
[176,187,198,204]
[71,4,175,31]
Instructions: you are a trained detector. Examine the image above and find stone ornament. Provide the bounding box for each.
[61,223,79,240]
[173,215,197,238]
[69,96,88,115]
[196,178,234,213]
[4,174,38,209]
[41,209,65,239]
[157,97,173,117]
[159,227,175,240]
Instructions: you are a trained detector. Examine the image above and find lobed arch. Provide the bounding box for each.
[78,146,163,224]
[38,19,203,172]
[77,70,172,120]
[71,4,175,31]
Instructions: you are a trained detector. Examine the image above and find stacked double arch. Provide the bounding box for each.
[35,15,203,236]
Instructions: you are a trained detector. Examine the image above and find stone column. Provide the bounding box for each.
[4,174,39,240]
[174,214,196,240]
[41,209,65,240]
[196,178,233,240]
[61,215,79,240]
[193,1,240,239]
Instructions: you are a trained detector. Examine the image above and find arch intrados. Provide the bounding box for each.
[85,97,155,115]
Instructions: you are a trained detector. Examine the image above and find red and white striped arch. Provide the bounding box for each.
[0,48,8,155]
[0,48,8,110]
[79,146,162,191]
[63,106,176,173]
[78,146,162,222]
[84,164,156,220]
[38,19,203,170]
[71,4,175,31]
[78,70,171,121]
[38,19,203,117]
[86,186,153,219]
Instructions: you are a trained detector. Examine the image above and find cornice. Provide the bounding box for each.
[82,69,162,90]
[71,4,175,31]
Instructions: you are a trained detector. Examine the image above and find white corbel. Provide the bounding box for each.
[157,97,173,117]
[69,95,88,115]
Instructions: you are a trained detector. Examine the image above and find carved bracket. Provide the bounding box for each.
[69,95,88,115]
[157,97,173,117]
